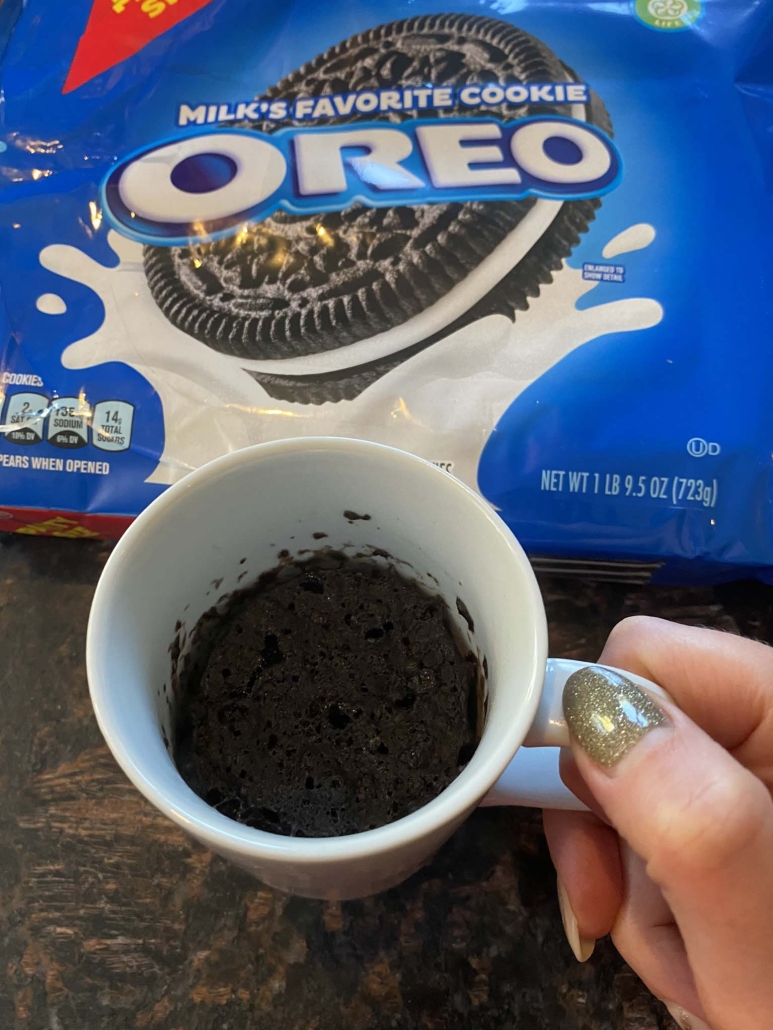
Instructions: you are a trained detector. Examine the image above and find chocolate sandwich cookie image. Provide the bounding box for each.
[143,14,612,405]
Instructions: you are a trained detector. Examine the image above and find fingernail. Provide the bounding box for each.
[563,666,669,768]
[664,1001,711,1030]
[556,876,595,963]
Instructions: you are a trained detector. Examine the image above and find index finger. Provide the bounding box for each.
[599,617,773,785]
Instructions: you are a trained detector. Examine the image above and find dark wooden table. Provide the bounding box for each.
[1,535,768,1029]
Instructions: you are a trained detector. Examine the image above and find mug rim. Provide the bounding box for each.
[87,437,548,865]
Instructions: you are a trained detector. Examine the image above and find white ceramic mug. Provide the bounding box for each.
[87,438,660,899]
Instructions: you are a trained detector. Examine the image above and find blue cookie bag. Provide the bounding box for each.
[0,0,771,582]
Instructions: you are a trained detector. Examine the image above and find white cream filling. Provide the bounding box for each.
[235,197,564,376]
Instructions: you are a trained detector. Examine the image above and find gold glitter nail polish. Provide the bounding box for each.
[563,666,669,768]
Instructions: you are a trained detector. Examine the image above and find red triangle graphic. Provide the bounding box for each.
[63,0,216,94]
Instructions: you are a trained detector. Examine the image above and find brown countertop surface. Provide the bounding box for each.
[1,535,767,1029]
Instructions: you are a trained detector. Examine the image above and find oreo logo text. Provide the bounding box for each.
[102,116,621,246]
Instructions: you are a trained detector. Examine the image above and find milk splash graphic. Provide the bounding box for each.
[38,224,662,488]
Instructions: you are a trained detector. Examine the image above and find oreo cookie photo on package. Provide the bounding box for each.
[0,0,772,584]
[143,14,612,405]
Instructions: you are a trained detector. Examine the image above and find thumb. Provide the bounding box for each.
[563,666,773,1030]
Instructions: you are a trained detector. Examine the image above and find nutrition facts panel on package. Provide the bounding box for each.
[1,393,135,453]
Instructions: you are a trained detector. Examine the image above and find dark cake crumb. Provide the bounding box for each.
[456,597,474,633]
[343,510,371,522]
[175,552,480,837]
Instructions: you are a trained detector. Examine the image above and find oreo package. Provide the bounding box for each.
[1,1,772,582]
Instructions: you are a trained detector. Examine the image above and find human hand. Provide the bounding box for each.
[543,617,773,1030]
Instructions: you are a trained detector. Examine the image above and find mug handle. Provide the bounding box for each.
[481,658,670,811]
